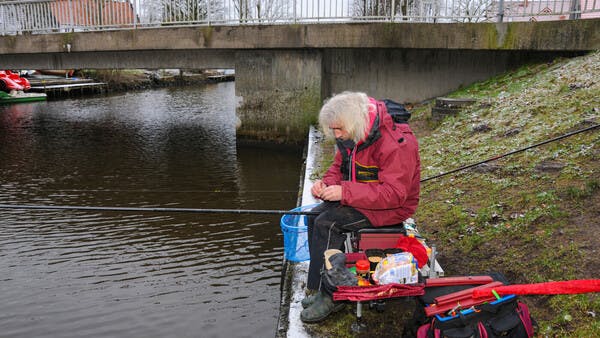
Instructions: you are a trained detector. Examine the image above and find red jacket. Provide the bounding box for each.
[322,99,420,226]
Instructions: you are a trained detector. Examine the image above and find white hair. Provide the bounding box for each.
[319,91,372,143]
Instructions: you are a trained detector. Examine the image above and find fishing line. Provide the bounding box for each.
[420,123,600,183]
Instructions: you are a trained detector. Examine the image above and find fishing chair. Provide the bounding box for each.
[342,223,442,277]
[344,224,407,253]
[341,223,443,333]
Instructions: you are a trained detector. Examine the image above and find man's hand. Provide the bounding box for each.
[319,185,342,201]
[311,180,326,198]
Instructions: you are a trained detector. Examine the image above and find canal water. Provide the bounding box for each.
[0,82,304,338]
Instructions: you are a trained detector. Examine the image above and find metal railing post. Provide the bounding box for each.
[1,4,5,36]
[293,0,297,23]
[391,0,396,21]
[317,0,320,21]
[569,0,581,19]
[68,0,74,32]
[497,0,504,22]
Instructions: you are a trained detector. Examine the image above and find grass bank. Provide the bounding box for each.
[304,51,599,337]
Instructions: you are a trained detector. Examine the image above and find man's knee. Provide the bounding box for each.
[338,218,370,232]
[313,217,337,234]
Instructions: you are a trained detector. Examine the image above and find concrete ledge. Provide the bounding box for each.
[277,261,310,338]
[1,19,598,56]
[277,126,321,337]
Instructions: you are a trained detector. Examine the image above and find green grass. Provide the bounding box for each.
[414,51,600,336]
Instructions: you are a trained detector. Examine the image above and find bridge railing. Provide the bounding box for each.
[1,0,599,35]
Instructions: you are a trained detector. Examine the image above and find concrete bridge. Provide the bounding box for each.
[1,20,599,143]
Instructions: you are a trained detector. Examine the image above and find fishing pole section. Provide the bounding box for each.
[0,204,320,215]
[420,122,599,182]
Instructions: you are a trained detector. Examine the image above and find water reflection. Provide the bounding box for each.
[0,82,303,338]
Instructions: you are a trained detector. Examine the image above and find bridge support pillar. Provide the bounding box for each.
[235,50,322,144]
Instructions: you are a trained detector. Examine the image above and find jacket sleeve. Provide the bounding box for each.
[341,139,418,210]
[322,149,343,186]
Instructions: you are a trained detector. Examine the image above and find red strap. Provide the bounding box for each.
[434,281,504,305]
[478,322,488,338]
[426,275,495,287]
[425,295,497,317]
[517,302,535,337]
[416,323,431,338]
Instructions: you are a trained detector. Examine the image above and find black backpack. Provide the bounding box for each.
[382,99,411,124]
[416,295,535,338]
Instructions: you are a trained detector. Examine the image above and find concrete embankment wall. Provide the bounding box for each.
[276,127,321,338]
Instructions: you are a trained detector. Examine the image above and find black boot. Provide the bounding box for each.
[300,291,345,323]
[301,291,319,309]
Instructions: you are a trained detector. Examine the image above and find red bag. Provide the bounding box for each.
[396,235,428,268]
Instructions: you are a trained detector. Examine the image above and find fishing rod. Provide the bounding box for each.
[0,123,597,215]
[33,189,297,193]
[0,204,320,215]
[420,122,600,183]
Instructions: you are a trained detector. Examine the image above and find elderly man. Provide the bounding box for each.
[301,91,421,323]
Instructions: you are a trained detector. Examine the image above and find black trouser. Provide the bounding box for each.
[306,202,371,290]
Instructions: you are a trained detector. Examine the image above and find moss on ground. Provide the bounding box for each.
[304,51,600,337]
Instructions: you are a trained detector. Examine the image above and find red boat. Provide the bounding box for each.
[0,70,32,92]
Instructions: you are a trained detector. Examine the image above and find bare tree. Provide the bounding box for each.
[233,0,251,22]
[449,0,495,22]
[231,0,285,23]
[139,0,223,24]
[408,0,441,22]
[352,0,404,19]
[351,0,494,22]
[138,0,163,24]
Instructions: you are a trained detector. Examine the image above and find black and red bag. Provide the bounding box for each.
[416,294,535,338]
[402,273,536,338]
